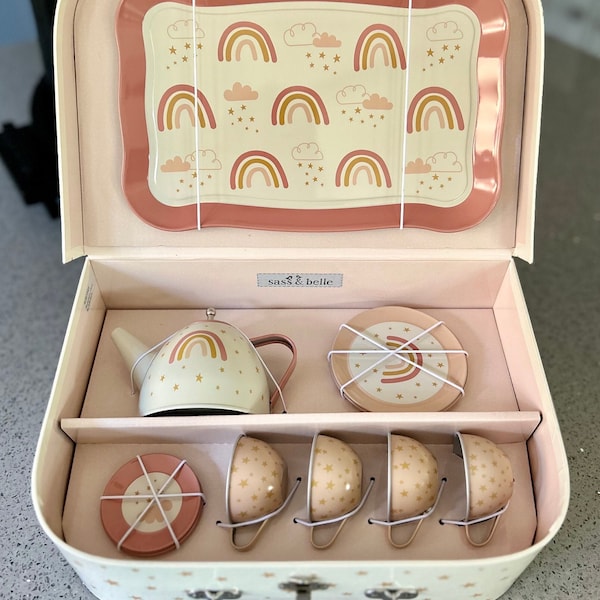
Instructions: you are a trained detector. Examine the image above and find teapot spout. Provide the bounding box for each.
[111,327,155,391]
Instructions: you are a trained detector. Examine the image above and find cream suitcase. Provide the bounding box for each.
[32,0,569,598]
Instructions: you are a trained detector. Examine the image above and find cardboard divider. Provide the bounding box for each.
[61,411,542,445]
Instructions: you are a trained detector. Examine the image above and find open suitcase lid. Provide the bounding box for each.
[54,0,543,263]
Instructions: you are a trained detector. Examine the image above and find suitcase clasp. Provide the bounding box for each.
[185,589,242,600]
[365,588,419,600]
[279,576,333,598]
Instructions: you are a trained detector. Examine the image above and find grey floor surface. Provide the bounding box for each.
[1,23,599,600]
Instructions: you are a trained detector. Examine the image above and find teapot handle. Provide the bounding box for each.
[250,334,297,412]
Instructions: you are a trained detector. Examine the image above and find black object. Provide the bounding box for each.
[0,0,59,217]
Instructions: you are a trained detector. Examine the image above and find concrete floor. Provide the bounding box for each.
[0,17,598,600]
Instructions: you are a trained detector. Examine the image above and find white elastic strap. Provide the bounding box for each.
[399,0,414,229]
[329,321,466,398]
[129,325,287,412]
[369,477,447,527]
[440,501,510,527]
[192,0,202,229]
[295,478,375,528]
[335,322,440,398]
[115,456,185,550]
[101,492,206,501]
[128,331,178,394]
[216,477,302,529]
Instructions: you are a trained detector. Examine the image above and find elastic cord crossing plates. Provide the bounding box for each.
[329,306,468,412]
[100,453,204,556]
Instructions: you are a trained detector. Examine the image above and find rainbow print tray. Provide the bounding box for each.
[116,0,509,231]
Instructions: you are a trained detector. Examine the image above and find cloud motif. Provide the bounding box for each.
[313,32,341,48]
[284,23,318,46]
[224,82,259,101]
[185,150,222,171]
[167,19,205,39]
[405,158,431,174]
[336,84,368,105]
[363,93,393,110]
[426,151,463,172]
[426,21,463,41]
[291,142,323,161]
[161,156,190,173]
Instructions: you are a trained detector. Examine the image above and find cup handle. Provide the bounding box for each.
[229,519,270,552]
[295,477,376,550]
[309,518,349,550]
[464,514,501,547]
[218,477,302,551]
[250,334,297,411]
[386,519,423,549]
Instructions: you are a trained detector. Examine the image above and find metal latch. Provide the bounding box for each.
[185,589,242,599]
[279,576,333,598]
[365,588,419,600]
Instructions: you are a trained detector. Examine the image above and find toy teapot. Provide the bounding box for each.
[112,308,297,416]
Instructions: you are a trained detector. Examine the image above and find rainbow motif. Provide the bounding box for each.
[381,337,423,384]
[230,150,289,190]
[271,86,329,126]
[217,21,277,62]
[407,87,465,133]
[157,85,216,131]
[169,330,227,364]
[354,24,406,71]
[335,150,392,188]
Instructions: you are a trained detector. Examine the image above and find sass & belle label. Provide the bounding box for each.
[257,273,343,287]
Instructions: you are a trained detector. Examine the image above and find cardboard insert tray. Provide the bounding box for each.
[60,304,541,563]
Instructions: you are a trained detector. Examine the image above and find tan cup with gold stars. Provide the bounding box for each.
[440,433,514,546]
[369,433,446,548]
[216,435,301,551]
[294,434,375,550]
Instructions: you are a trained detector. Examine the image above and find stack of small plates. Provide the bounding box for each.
[329,306,468,412]
[100,453,204,556]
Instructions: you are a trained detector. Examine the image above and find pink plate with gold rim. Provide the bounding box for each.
[116,0,509,231]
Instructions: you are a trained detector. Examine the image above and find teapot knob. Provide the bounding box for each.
[206,307,217,320]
